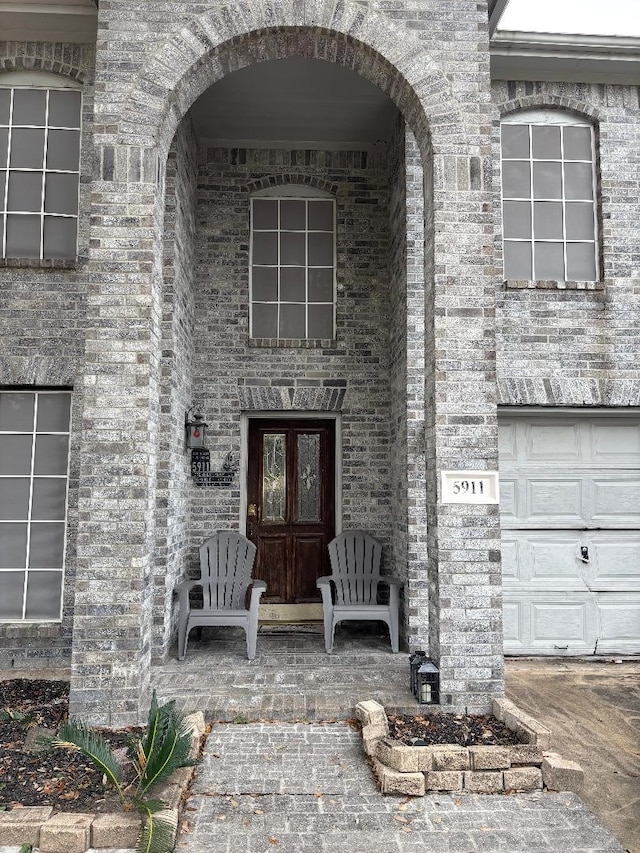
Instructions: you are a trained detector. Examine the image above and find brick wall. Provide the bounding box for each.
[0,42,95,670]
[492,81,640,406]
[187,143,394,548]
[0,0,509,719]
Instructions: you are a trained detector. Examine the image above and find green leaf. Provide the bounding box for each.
[137,716,194,797]
[19,845,33,853]
[53,720,124,799]
[135,802,178,853]
[138,690,163,767]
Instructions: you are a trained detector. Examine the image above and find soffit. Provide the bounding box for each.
[189,58,400,150]
[0,1,97,44]
[491,32,640,84]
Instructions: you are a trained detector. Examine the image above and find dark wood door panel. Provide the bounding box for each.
[247,419,335,605]
[255,535,289,602]
[293,535,326,602]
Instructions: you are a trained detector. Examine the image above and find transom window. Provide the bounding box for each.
[250,191,336,340]
[0,85,82,260]
[501,111,598,282]
[0,391,71,621]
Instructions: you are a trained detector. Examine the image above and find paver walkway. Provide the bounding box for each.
[176,721,626,853]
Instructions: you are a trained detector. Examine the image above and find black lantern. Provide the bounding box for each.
[410,651,440,705]
[185,407,208,449]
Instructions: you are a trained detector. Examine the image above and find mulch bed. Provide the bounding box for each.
[0,679,139,814]
[388,712,522,747]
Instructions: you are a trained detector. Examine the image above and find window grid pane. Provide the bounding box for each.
[0,88,81,260]
[0,391,70,621]
[251,197,335,340]
[501,120,597,282]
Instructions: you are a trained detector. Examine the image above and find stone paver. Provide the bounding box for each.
[175,721,626,853]
[150,625,418,720]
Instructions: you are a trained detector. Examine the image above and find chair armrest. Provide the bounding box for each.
[378,576,402,588]
[316,576,334,610]
[175,578,201,610]
[248,579,267,617]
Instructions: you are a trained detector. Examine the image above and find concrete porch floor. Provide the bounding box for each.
[150,623,422,720]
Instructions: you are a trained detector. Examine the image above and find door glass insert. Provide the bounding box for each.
[297,433,321,522]
[262,433,286,521]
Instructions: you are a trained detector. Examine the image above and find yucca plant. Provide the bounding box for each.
[53,691,195,853]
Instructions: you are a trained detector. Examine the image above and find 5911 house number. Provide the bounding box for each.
[440,470,499,504]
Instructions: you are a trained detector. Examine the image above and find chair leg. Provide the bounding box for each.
[389,609,399,654]
[323,608,334,654]
[178,619,189,661]
[328,619,337,654]
[246,625,257,660]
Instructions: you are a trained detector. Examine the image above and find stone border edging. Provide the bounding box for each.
[356,699,584,797]
[0,712,206,853]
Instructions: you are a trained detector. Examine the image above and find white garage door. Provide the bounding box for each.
[499,411,640,655]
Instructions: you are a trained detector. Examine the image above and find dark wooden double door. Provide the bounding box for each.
[247,419,335,604]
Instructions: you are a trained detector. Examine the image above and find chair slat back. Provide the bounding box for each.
[198,532,257,610]
[328,531,382,606]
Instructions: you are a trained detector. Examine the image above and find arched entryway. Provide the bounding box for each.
[71,2,503,724]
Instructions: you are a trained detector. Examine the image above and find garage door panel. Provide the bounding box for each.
[500,539,520,580]
[591,423,640,463]
[503,601,522,644]
[532,600,594,645]
[596,595,640,654]
[499,478,517,519]
[530,535,584,582]
[503,592,597,654]
[592,478,640,522]
[498,423,518,461]
[587,534,640,591]
[528,423,582,462]
[527,478,584,522]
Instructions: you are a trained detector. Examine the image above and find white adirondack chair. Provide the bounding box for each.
[175,531,266,660]
[317,530,402,653]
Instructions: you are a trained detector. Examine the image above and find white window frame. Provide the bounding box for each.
[501,110,599,282]
[0,72,82,261]
[0,390,71,622]
[249,185,337,341]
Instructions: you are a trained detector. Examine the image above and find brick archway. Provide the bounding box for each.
[117,1,465,159]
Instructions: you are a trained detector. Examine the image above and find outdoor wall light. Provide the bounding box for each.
[185,405,208,449]
[409,650,440,705]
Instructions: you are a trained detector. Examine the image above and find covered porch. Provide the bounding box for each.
[149,624,419,720]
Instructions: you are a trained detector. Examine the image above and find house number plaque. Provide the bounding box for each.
[440,470,499,505]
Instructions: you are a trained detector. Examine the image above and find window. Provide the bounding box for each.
[250,190,336,340]
[0,84,82,260]
[501,111,598,282]
[0,391,71,621]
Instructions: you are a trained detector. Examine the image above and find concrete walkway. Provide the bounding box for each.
[176,720,625,853]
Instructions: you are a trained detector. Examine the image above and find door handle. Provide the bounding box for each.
[580,545,589,564]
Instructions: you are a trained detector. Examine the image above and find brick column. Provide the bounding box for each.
[425,145,504,713]
[69,143,162,725]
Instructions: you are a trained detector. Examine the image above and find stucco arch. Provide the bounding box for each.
[118,0,465,158]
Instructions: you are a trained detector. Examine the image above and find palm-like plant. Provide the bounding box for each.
[53,691,195,853]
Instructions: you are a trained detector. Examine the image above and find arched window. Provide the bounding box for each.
[250,185,336,340]
[0,72,82,260]
[501,110,598,282]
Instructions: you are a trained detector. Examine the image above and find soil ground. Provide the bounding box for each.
[0,679,136,814]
